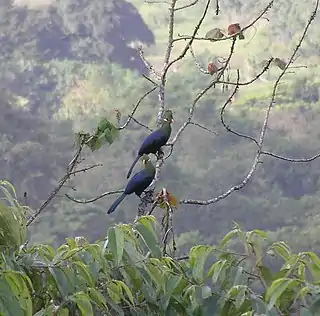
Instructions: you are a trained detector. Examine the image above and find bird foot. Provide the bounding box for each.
[156,149,165,159]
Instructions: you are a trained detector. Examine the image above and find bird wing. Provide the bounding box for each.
[124,169,154,195]
[139,129,166,154]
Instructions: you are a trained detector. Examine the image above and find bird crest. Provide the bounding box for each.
[162,110,174,123]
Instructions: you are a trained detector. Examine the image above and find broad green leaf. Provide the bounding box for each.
[107,281,123,304]
[87,287,107,309]
[235,286,246,309]
[189,245,214,283]
[303,252,320,269]
[219,228,238,249]
[0,278,24,316]
[65,238,78,249]
[145,261,164,292]
[247,229,267,239]
[72,292,94,316]
[108,226,124,265]
[258,266,273,286]
[135,217,161,258]
[49,267,75,296]
[296,286,310,300]
[73,261,95,286]
[266,278,301,310]
[270,242,291,261]
[3,270,32,316]
[208,260,228,283]
[307,263,320,280]
[115,280,135,305]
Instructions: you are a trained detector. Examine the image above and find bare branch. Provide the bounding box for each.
[118,86,157,130]
[174,0,274,43]
[220,70,259,146]
[169,38,237,146]
[27,136,89,226]
[138,47,162,79]
[67,164,103,176]
[128,115,154,132]
[175,0,200,11]
[262,151,320,163]
[157,0,178,125]
[65,189,123,204]
[163,0,212,80]
[179,0,319,205]
[189,121,219,136]
[215,0,220,15]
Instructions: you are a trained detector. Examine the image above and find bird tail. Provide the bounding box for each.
[239,31,245,40]
[107,193,126,214]
[126,155,140,179]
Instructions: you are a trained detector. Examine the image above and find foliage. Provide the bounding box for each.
[1,181,320,315]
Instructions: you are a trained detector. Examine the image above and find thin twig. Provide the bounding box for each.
[174,0,274,43]
[27,137,88,226]
[179,0,319,205]
[169,38,237,147]
[175,0,200,11]
[118,86,157,130]
[65,189,123,204]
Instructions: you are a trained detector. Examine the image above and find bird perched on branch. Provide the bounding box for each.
[126,109,174,179]
[107,154,155,214]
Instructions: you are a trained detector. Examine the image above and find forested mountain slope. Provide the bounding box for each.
[1,0,320,254]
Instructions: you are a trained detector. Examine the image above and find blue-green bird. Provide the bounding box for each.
[126,110,174,179]
[107,154,156,214]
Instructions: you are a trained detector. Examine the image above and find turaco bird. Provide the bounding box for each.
[126,109,174,179]
[107,154,155,214]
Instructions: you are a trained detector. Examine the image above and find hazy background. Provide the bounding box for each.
[2,0,320,254]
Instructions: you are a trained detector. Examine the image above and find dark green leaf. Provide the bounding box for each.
[108,226,124,265]
[189,245,214,283]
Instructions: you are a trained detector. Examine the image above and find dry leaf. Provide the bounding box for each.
[205,28,225,41]
[227,23,245,40]
[207,62,219,75]
[156,188,178,209]
[273,57,287,70]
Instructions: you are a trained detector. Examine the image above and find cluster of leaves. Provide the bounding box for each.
[75,118,119,152]
[2,181,320,315]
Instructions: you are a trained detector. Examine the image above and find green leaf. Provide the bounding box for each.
[303,251,320,268]
[3,270,32,316]
[74,261,95,287]
[108,226,124,265]
[0,278,24,316]
[115,280,135,305]
[135,216,161,258]
[270,242,291,261]
[189,245,214,283]
[87,287,107,309]
[72,292,94,316]
[250,229,267,239]
[107,281,123,304]
[258,265,273,286]
[235,287,246,309]
[219,228,238,249]
[208,260,228,284]
[266,278,301,310]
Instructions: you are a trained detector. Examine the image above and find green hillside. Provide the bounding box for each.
[1,0,320,256]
